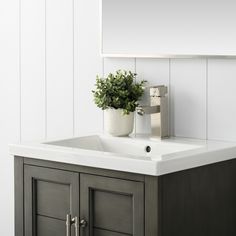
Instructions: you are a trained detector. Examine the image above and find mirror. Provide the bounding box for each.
[101,0,236,57]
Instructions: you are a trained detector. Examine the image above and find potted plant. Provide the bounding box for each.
[92,70,146,136]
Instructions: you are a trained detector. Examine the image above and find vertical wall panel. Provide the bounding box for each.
[75,0,103,136]
[135,59,169,134]
[21,0,45,141]
[0,0,19,234]
[170,59,207,139]
[104,58,135,76]
[46,0,74,139]
[208,59,236,141]
[73,0,79,136]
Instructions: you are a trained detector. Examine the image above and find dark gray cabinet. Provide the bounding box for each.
[19,161,144,236]
[15,157,236,236]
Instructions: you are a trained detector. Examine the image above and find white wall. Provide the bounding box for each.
[104,58,236,141]
[1,0,236,235]
[0,0,19,235]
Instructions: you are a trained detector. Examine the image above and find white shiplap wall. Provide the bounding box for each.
[2,0,236,235]
[104,58,236,141]
[170,59,207,139]
[0,0,19,235]
[21,0,46,141]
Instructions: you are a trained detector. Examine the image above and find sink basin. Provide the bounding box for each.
[45,135,202,157]
[9,134,236,176]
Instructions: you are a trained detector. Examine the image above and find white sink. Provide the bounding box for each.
[46,135,201,157]
[9,135,236,176]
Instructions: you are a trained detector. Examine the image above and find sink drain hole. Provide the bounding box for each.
[145,146,151,153]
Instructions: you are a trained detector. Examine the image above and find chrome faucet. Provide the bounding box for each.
[137,85,169,139]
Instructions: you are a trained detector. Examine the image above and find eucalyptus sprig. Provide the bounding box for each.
[92,70,146,114]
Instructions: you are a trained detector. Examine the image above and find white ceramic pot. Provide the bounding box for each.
[104,108,134,136]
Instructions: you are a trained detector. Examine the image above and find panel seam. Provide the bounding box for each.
[168,58,172,137]
[206,58,209,140]
[44,0,47,140]
[72,0,75,136]
[19,0,22,142]
[102,58,105,133]
[134,58,137,136]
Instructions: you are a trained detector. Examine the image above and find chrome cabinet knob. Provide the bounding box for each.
[79,219,87,228]
[66,214,87,236]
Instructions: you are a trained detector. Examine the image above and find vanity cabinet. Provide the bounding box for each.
[15,156,236,236]
[17,158,145,236]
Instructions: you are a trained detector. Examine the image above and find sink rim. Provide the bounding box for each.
[9,134,236,176]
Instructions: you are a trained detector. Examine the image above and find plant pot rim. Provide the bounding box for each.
[105,107,134,112]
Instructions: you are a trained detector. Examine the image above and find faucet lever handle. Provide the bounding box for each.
[150,85,168,97]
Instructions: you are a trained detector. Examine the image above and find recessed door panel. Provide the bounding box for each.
[80,174,144,236]
[93,190,133,234]
[36,180,70,219]
[37,215,65,236]
[24,165,79,236]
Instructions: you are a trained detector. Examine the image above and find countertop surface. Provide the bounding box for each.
[9,134,236,176]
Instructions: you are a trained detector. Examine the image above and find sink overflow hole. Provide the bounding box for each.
[145,146,151,153]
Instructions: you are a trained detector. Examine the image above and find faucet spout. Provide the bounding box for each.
[136,85,169,139]
[137,105,160,116]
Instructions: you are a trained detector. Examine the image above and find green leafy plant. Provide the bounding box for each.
[92,70,146,115]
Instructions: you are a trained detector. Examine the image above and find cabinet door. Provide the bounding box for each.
[80,174,144,236]
[24,165,79,236]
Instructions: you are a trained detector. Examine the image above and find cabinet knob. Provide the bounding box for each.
[66,215,87,236]
[79,219,87,228]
